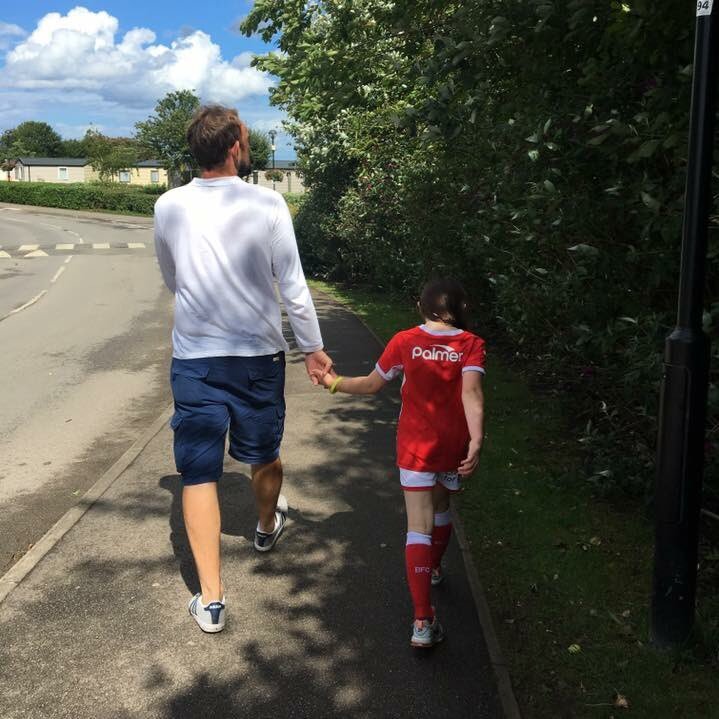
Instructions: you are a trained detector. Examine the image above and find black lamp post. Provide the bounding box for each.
[268,129,277,190]
[651,0,718,647]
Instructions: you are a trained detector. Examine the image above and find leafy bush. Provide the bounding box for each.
[0,181,159,215]
[243,1,719,496]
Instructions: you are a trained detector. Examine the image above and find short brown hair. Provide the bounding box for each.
[186,105,243,170]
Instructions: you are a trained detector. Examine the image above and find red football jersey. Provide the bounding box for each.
[376,325,486,472]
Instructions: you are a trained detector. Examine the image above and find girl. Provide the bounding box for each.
[319,278,485,648]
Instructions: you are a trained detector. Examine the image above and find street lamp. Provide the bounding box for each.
[268,129,277,191]
[651,1,718,647]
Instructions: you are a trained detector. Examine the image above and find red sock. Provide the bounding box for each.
[431,512,453,569]
[405,534,433,620]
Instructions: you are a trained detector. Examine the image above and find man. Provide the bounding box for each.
[154,105,331,633]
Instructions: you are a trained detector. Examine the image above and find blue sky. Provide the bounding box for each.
[0,2,296,158]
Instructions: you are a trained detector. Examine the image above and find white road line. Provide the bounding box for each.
[23,249,49,258]
[127,242,146,249]
[0,290,47,322]
[0,251,10,259]
[50,266,66,284]
[55,243,75,251]
[93,242,110,249]
[64,256,73,265]
[18,244,39,252]
[66,229,83,244]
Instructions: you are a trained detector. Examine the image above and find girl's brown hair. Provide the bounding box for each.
[418,278,469,330]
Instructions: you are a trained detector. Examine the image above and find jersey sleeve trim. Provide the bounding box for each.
[462,366,485,374]
[376,361,403,381]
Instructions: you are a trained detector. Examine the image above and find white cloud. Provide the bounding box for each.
[1,7,272,107]
[0,20,26,50]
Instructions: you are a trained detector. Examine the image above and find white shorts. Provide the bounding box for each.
[399,468,462,493]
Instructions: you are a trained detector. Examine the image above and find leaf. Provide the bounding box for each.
[543,179,556,193]
[568,244,599,258]
[614,693,630,709]
[568,643,582,654]
[640,191,661,211]
[637,139,660,158]
[528,149,540,161]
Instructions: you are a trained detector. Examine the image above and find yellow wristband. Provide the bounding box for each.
[329,376,344,394]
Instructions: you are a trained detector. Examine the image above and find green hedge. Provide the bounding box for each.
[0,182,159,215]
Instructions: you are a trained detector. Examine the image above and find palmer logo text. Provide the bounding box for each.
[411,345,464,362]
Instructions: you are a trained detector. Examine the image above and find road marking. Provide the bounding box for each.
[0,251,10,259]
[64,256,73,264]
[18,244,39,252]
[50,266,66,284]
[23,249,49,258]
[0,290,47,322]
[65,229,83,244]
[55,243,75,250]
[127,242,146,249]
[92,242,110,249]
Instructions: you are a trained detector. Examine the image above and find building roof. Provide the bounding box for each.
[17,157,88,167]
[15,157,164,168]
[274,160,298,170]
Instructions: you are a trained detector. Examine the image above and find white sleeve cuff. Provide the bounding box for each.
[375,362,402,381]
[462,366,485,374]
[298,343,325,354]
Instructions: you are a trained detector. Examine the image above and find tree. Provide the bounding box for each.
[3,121,63,157]
[135,90,200,186]
[249,129,271,171]
[85,130,138,182]
[59,137,90,158]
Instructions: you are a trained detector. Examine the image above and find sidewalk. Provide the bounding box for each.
[0,293,501,719]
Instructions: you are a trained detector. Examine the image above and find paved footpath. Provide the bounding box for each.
[0,292,500,719]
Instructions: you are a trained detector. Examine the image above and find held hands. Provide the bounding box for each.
[310,368,339,390]
[304,350,333,386]
[458,439,482,477]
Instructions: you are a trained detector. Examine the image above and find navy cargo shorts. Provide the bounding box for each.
[169,353,286,484]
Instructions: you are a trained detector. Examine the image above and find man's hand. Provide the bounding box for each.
[458,439,482,477]
[304,349,333,386]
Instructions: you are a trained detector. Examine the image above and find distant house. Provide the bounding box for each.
[248,159,305,194]
[10,157,89,183]
[3,157,168,186]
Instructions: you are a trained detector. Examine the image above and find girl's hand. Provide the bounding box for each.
[458,440,482,476]
[320,369,338,389]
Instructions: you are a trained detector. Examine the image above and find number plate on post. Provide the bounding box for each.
[698,0,714,16]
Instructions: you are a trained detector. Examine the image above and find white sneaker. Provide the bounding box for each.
[188,593,226,633]
[253,494,289,552]
[410,617,445,648]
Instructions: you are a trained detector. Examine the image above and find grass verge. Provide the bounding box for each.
[311,279,719,719]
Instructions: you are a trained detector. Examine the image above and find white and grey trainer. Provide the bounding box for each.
[254,494,288,552]
[188,593,226,633]
[410,617,445,648]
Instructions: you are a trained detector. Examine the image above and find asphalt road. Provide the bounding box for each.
[0,205,173,574]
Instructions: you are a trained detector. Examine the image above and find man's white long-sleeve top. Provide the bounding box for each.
[153,176,323,359]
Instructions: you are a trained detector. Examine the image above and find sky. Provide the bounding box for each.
[0,2,296,158]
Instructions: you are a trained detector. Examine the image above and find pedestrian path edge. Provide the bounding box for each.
[0,404,174,604]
